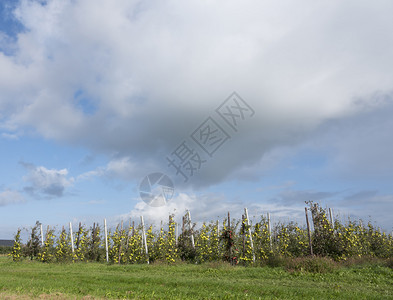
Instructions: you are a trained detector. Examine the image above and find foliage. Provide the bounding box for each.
[108,224,127,264]
[0,246,12,255]
[219,216,241,265]
[239,215,254,265]
[195,221,221,263]
[308,201,344,259]
[55,227,72,262]
[87,223,101,261]
[74,223,89,261]
[11,203,393,265]
[177,213,197,262]
[9,229,21,262]
[38,227,55,263]
[308,201,393,260]
[285,256,339,273]
[253,217,271,261]
[164,215,178,263]
[126,223,144,263]
[23,223,41,260]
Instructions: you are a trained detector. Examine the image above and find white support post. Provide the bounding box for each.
[175,222,178,246]
[40,224,44,246]
[69,222,74,255]
[187,210,195,249]
[305,208,313,256]
[104,219,109,263]
[267,212,272,251]
[329,208,334,229]
[140,216,149,264]
[244,208,255,263]
[217,220,220,252]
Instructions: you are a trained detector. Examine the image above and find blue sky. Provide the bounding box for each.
[1,0,393,239]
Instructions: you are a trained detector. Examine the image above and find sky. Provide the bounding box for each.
[1,0,393,239]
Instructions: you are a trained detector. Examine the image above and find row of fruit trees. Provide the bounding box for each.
[10,202,393,264]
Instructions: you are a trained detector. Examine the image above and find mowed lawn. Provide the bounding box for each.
[0,256,392,299]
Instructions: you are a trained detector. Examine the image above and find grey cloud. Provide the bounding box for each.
[343,190,378,205]
[78,154,95,166]
[1,0,393,190]
[273,189,337,206]
[305,96,393,180]
[20,162,74,198]
[333,192,393,231]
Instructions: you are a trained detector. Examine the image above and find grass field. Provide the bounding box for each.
[0,256,392,299]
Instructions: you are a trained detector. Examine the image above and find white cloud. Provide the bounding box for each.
[0,189,25,206]
[110,188,393,231]
[0,0,392,189]
[77,168,105,181]
[21,162,74,197]
[1,132,18,140]
[114,192,306,230]
[78,156,157,182]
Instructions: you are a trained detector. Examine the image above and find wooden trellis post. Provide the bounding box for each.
[187,210,195,249]
[228,211,233,265]
[76,222,82,250]
[217,220,220,253]
[104,219,109,263]
[126,219,131,252]
[244,208,255,263]
[267,212,272,251]
[40,223,44,246]
[140,216,149,264]
[305,208,313,256]
[69,222,74,255]
[175,222,178,245]
[242,215,246,255]
[118,220,124,264]
[329,208,334,229]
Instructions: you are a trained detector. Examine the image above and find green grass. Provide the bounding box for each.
[0,256,392,299]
